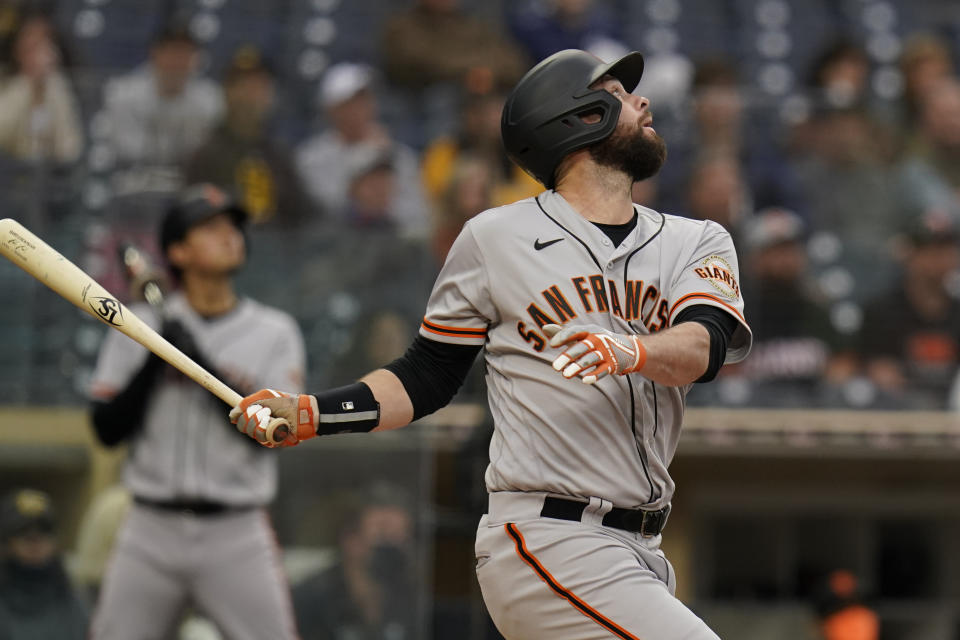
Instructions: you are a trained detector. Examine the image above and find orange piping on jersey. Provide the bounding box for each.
[421,318,487,338]
[505,523,644,640]
[668,293,747,325]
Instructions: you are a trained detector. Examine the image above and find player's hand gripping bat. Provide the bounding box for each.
[0,218,290,443]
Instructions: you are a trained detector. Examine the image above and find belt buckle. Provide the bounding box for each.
[640,505,671,538]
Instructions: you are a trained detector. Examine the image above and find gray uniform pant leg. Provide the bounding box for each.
[191,510,299,640]
[91,504,298,640]
[90,505,190,640]
[476,505,720,640]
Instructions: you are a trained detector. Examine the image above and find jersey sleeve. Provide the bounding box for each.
[88,307,157,400]
[420,223,495,346]
[259,315,307,393]
[667,221,752,364]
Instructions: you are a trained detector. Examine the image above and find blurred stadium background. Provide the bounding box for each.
[1,0,960,638]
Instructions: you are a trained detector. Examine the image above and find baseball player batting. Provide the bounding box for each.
[231,49,751,639]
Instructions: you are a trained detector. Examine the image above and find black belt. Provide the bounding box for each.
[134,496,254,516]
[540,496,670,537]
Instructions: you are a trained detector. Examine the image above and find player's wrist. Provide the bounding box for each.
[620,334,647,375]
[313,382,381,436]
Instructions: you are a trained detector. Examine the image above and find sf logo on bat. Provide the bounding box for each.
[90,296,123,326]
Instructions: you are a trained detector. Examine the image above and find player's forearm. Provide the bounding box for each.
[637,321,710,387]
[361,369,415,431]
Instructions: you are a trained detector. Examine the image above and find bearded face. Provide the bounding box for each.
[588,117,667,182]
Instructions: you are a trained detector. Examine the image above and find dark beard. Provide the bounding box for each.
[589,122,667,182]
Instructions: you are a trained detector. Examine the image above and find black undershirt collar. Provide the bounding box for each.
[591,209,639,247]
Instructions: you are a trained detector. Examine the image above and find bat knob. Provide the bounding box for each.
[267,419,290,444]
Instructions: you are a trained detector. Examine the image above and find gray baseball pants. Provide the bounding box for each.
[90,502,298,640]
[476,491,720,640]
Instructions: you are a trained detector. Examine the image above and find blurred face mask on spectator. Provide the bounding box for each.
[343,504,413,585]
[151,40,198,96]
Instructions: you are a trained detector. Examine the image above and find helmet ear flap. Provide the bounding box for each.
[532,91,622,188]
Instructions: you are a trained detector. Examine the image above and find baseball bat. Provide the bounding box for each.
[0,218,290,443]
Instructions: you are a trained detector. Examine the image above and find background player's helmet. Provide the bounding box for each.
[501,49,645,189]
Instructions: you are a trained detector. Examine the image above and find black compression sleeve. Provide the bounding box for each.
[673,304,740,383]
[383,335,483,420]
[89,355,164,447]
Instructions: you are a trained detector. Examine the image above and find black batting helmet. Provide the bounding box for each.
[501,49,645,189]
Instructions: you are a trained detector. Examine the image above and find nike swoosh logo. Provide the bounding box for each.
[534,238,564,251]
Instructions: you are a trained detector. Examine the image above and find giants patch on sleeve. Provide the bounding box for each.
[693,255,740,301]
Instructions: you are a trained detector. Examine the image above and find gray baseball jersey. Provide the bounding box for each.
[90,291,305,504]
[422,190,751,510]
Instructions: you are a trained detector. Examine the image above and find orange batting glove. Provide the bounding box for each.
[228,389,319,448]
[543,323,647,384]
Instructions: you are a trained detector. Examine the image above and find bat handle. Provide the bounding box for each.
[266,417,291,444]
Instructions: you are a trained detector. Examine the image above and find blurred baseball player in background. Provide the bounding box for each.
[231,49,751,639]
[88,183,305,640]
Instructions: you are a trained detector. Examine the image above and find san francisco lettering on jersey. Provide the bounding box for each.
[518,275,670,351]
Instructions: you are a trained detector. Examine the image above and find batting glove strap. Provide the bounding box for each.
[546,323,648,385]
[313,382,380,436]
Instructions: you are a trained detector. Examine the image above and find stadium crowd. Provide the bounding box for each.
[0,0,958,411]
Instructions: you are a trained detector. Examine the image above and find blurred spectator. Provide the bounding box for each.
[293,485,418,640]
[806,39,871,110]
[331,309,416,387]
[295,63,427,236]
[422,86,540,208]
[507,0,626,64]
[683,151,751,243]
[0,12,83,164]
[380,0,527,91]
[793,103,900,298]
[0,488,87,640]
[896,78,960,221]
[897,33,955,130]
[184,46,311,226]
[733,208,855,406]
[659,59,804,216]
[813,570,879,640]
[103,23,222,188]
[431,155,493,265]
[858,211,960,409]
[340,149,400,230]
